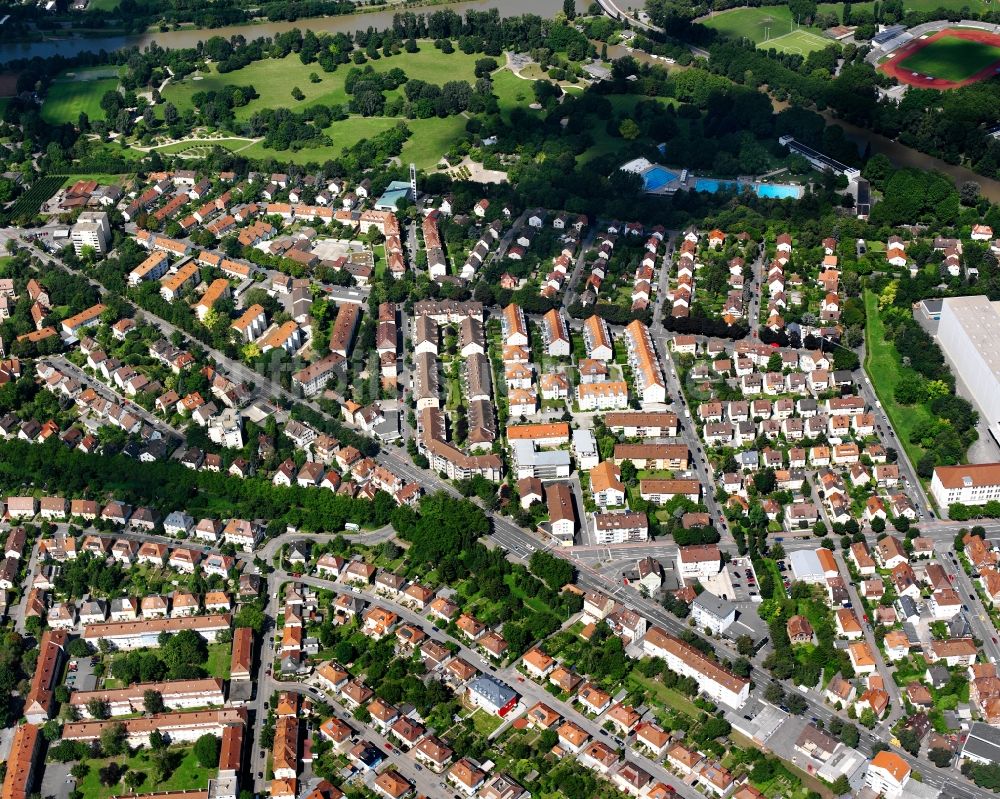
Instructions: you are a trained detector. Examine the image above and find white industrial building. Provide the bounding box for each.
[788,550,826,585]
[937,296,1000,445]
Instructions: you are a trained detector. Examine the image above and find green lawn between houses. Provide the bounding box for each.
[897,33,1000,81]
[76,746,215,799]
[206,641,232,679]
[863,288,933,467]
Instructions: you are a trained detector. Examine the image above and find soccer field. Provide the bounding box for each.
[897,34,1000,81]
[701,6,834,51]
[762,29,834,55]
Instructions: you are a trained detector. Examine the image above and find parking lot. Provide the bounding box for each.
[64,656,97,692]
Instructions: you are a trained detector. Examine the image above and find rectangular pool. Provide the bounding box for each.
[692,177,802,199]
[643,166,678,191]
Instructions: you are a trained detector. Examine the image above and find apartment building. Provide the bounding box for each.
[642,627,749,707]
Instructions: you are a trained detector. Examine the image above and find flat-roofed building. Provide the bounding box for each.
[937,296,1000,446]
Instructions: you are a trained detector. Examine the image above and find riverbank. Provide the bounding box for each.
[0,0,569,63]
[822,111,1000,202]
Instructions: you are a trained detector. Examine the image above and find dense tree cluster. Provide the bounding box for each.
[0,438,392,532]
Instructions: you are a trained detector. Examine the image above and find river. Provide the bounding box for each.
[0,0,567,64]
[823,114,1000,203]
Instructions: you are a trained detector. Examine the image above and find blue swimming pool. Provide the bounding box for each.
[755,183,803,199]
[643,166,678,191]
[693,178,737,193]
[693,177,802,199]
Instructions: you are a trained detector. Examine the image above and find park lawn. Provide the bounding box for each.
[492,68,540,122]
[150,138,255,155]
[42,77,118,125]
[400,115,467,169]
[863,288,932,466]
[897,34,1000,81]
[76,746,213,799]
[206,641,232,679]
[241,114,460,169]
[164,45,480,122]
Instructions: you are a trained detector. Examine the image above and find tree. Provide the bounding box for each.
[529,550,574,590]
[929,747,953,768]
[830,775,851,795]
[87,698,111,720]
[291,87,305,101]
[620,459,637,485]
[100,723,128,757]
[619,119,640,140]
[764,682,786,704]
[840,723,860,748]
[960,181,981,205]
[233,604,265,632]
[786,693,807,714]
[143,690,165,715]
[124,770,145,792]
[149,729,168,752]
[334,640,355,664]
[563,0,577,17]
[897,728,920,756]
[194,733,220,768]
[859,707,877,728]
[736,635,756,657]
[98,764,121,787]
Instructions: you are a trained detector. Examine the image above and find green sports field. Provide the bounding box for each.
[42,72,118,125]
[701,5,831,51]
[897,34,1000,81]
[759,28,834,55]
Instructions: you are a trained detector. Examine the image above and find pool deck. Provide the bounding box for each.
[621,159,804,199]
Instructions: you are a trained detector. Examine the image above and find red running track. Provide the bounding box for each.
[879,27,1000,89]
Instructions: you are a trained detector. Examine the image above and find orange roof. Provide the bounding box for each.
[871,751,910,783]
[589,461,624,495]
[506,422,569,441]
[1,724,40,799]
